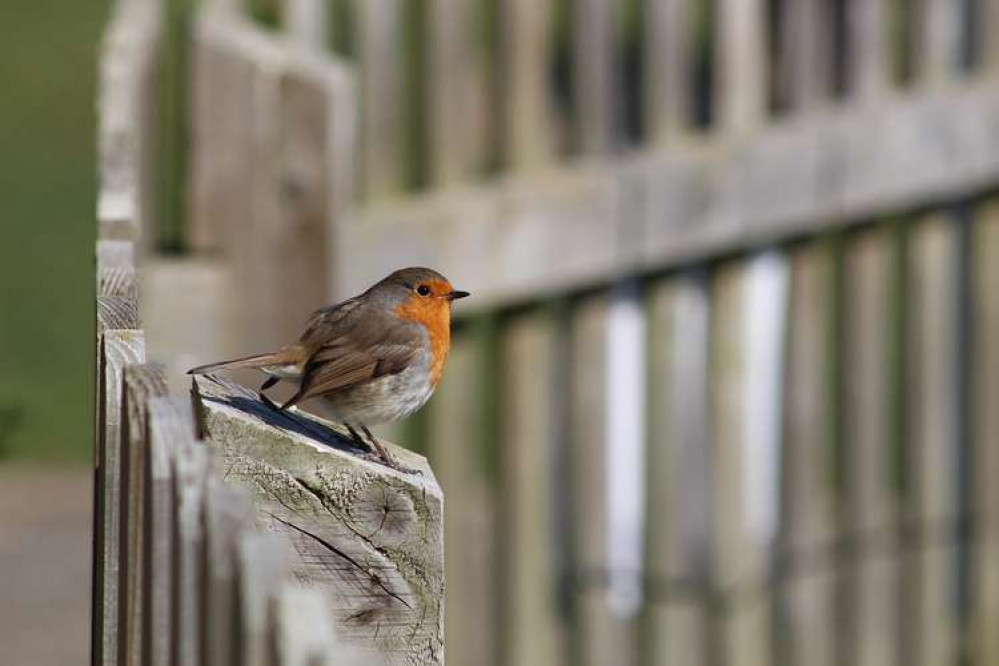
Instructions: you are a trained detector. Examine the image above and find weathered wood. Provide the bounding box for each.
[97,240,140,333]
[498,0,554,169]
[644,274,711,666]
[904,216,960,666]
[970,202,999,666]
[204,479,255,666]
[982,0,999,73]
[842,226,899,666]
[845,0,889,99]
[238,532,290,666]
[500,312,566,666]
[145,397,196,666]
[643,0,692,143]
[779,243,836,666]
[338,83,999,310]
[192,375,444,666]
[778,0,830,111]
[426,332,497,666]
[572,0,617,154]
[97,0,162,244]
[356,0,405,197]
[915,0,963,84]
[173,437,212,666]
[426,0,473,187]
[95,330,145,666]
[119,363,169,666]
[714,0,767,133]
[189,14,356,351]
[283,0,327,51]
[710,254,786,666]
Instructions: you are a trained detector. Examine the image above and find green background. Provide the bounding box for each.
[0,0,110,460]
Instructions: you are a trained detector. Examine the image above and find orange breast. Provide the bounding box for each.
[394,297,452,387]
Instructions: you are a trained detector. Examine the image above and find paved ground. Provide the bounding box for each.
[0,465,91,665]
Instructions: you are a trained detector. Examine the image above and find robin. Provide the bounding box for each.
[188,267,469,472]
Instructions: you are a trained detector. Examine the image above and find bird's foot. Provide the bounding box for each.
[348,423,423,475]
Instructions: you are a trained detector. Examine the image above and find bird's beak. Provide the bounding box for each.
[445,290,470,301]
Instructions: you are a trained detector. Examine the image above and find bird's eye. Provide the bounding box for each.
[416,285,432,296]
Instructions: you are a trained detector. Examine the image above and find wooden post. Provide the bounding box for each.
[189,14,356,353]
[714,0,767,134]
[845,0,889,100]
[238,532,290,666]
[119,364,169,666]
[569,295,640,666]
[842,227,899,666]
[499,311,566,666]
[192,375,444,666]
[644,274,712,666]
[779,243,836,666]
[426,331,498,666]
[643,0,692,144]
[904,216,960,666]
[498,0,554,169]
[173,438,211,666]
[283,0,328,51]
[970,202,999,666]
[572,0,617,154]
[778,0,830,111]
[356,0,405,197]
[426,0,473,187]
[915,0,963,84]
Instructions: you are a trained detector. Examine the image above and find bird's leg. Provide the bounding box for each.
[258,376,280,410]
[344,423,369,451]
[358,424,422,475]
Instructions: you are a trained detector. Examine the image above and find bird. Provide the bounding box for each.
[187,267,469,472]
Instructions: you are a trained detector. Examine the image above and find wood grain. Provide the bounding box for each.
[193,375,444,666]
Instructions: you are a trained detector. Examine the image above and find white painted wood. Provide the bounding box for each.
[715,0,767,133]
[284,0,327,51]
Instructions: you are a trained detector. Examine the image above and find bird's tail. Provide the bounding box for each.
[187,349,299,376]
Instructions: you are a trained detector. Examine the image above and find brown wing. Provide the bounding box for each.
[280,300,420,410]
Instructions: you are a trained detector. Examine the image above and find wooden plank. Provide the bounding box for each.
[845,0,890,99]
[842,226,899,666]
[340,83,999,312]
[710,252,788,666]
[778,0,830,111]
[283,0,328,51]
[981,0,999,73]
[569,291,642,666]
[172,437,211,666]
[119,364,169,666]
[356,0,405,197]
[497,0,554,169]
[904,216,960,666]
[915,0,963,84]
[204,479,254,666]
[94,330,145,666]
[572,0,617,154]
[970,201,999,666]
[238,533,290,666]
[643,0,692,143]
[426,332,497,666]
[426,0,473,186]
[97,0,162,244]
[500,311,566,666]
[779,243,836,666]
[189,15,356,351]
[644,273,711,666]
[96,240,139,337]
[192,375,444,666]
[145,397,196,666]
[714,0,767,133]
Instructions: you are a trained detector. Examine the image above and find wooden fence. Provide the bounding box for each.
[93,2,443,665]
[127,1,999,666]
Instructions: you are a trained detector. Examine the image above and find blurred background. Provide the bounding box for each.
[6,0,999,664]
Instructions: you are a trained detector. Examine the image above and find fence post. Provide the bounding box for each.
[192,375,445,665]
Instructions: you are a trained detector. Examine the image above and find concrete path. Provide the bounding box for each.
[0,465,91,665]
